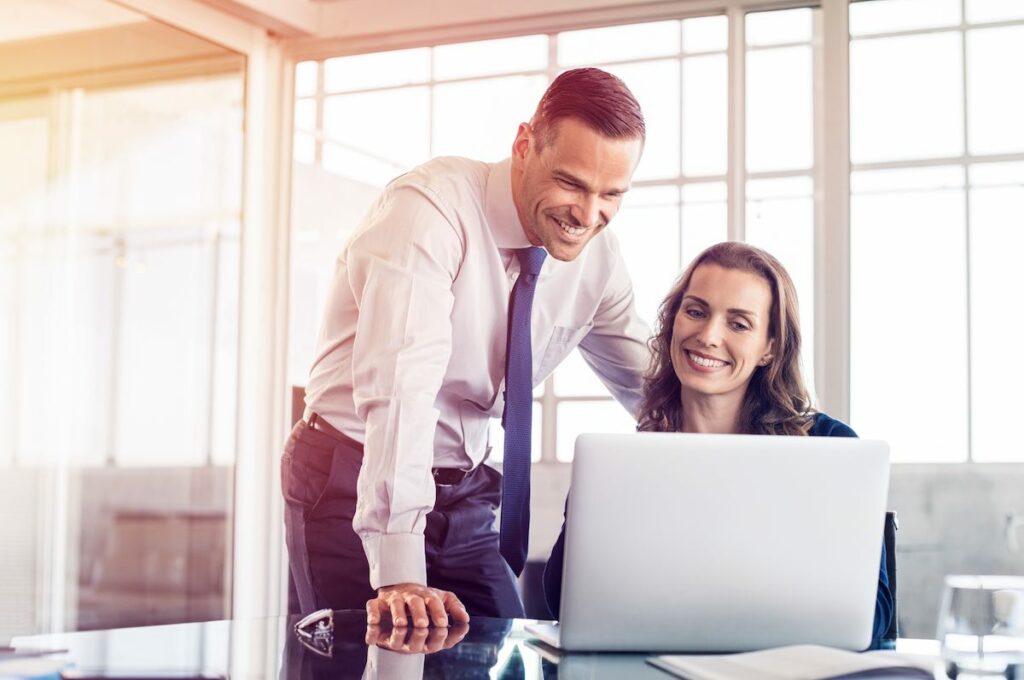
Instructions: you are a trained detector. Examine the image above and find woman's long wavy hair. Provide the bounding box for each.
[637,241,816,436]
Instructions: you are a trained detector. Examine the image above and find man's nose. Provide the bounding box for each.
[572,194,602,229]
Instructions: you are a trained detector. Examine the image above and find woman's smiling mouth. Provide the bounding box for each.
[685,350,729,371]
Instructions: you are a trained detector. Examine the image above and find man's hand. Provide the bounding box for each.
[366,583,471,628]
[365,622,469,654]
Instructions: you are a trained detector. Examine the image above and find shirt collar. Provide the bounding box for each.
[486,158,535,250]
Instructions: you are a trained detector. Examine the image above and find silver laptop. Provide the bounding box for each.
[526,432,890,653]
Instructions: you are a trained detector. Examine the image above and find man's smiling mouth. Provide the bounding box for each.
[551,215,586,237]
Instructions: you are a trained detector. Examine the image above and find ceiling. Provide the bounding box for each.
[0,0,145,44]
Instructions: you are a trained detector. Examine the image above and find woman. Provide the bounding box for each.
[542,241,892,642]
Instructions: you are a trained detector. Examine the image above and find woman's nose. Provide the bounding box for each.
[696,320,723,347]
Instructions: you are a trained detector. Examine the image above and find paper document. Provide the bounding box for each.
[648,644,936,680]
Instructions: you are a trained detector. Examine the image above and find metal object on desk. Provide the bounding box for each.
[294,608,334,658]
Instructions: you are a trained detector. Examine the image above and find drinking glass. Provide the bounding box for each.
[938,575,1024,678]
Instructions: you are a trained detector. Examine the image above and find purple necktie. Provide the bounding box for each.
[499,246,547,576]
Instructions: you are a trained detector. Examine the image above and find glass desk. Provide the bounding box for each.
[10,611,946,679]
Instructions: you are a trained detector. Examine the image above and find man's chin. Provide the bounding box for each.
[545,243,584,262]
[540,232,591,262]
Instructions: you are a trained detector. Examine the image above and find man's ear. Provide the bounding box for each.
[511,122,533,161]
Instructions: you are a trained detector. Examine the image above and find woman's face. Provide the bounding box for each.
[670,264,775,400]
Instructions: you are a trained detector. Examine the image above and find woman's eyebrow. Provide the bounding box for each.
[683,294,758,317]
[730,308,758,318]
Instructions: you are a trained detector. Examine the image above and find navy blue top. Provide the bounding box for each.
[541,412,894,643]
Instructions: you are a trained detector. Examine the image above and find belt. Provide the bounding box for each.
[306,412,363,450]
[306,412,470,487]
[431,467,470,487]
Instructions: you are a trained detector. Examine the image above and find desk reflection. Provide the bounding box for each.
[284,611,522,679]
[13,611,865,679]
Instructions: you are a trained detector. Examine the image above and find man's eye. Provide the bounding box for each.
[556,178,578,190]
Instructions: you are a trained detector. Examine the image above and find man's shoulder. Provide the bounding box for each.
[349,157,494,250]
[391,156,491,204]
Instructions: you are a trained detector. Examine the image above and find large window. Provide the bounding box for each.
[290,1,1024,465]
[289,8,822,463]
[849,0,1024,462]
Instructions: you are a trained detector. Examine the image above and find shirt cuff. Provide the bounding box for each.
[367,647,425,678]
[364,533,427,590]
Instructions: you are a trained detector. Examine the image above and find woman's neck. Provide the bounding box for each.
[678,388,745,434]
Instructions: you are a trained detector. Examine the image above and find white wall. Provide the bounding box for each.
[888,466,1024,637]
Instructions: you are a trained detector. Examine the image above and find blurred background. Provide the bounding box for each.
[1,0,1022,642]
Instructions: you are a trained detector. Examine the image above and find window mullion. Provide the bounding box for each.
[960,0,973,462]
[314,62,324,165]
[816,0,852,421]
[727,6,746,242]
[542,32,559,464]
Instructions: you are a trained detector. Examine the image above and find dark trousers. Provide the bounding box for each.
[281,420,524,618]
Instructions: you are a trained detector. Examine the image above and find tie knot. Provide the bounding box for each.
[516,247,547,277]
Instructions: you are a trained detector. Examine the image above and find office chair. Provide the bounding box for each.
[883,510,898,643]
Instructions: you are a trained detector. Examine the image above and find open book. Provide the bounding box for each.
[648,645,936,680]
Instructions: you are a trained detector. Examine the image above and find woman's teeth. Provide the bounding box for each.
[688,351,727,368]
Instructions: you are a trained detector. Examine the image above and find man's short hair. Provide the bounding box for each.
[530,67,646,149]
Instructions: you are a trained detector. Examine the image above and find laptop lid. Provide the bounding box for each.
[556,432,890,653]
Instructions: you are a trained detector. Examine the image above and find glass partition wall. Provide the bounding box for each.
[0,0,244,637]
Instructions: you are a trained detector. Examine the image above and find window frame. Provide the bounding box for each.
[847,4,1024,463]
[290,3,842,465]
[286,0,1024,466]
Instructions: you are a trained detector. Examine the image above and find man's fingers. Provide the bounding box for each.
[442,591,471,623]
[388,596,408,627]
[424,595,448,627]
[443,623,469,649]
[404,595,429,628]
[387,625,406,650]
[365,624,383,646]
[366,599,383,625]
[375,585,466,628]
[402,626,429,653]
[422,627,448,654]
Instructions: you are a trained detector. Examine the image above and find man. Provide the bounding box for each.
[281,67,650,628]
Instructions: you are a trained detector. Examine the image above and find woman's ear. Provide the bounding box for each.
[759,339,775,367]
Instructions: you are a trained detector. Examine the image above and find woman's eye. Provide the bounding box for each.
[685,308,704,319]
[731,320,750,331]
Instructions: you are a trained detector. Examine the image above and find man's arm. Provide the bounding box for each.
[576,241,651,418]
[345,185,470,626]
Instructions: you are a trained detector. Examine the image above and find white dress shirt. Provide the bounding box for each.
[304,156,650,589]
